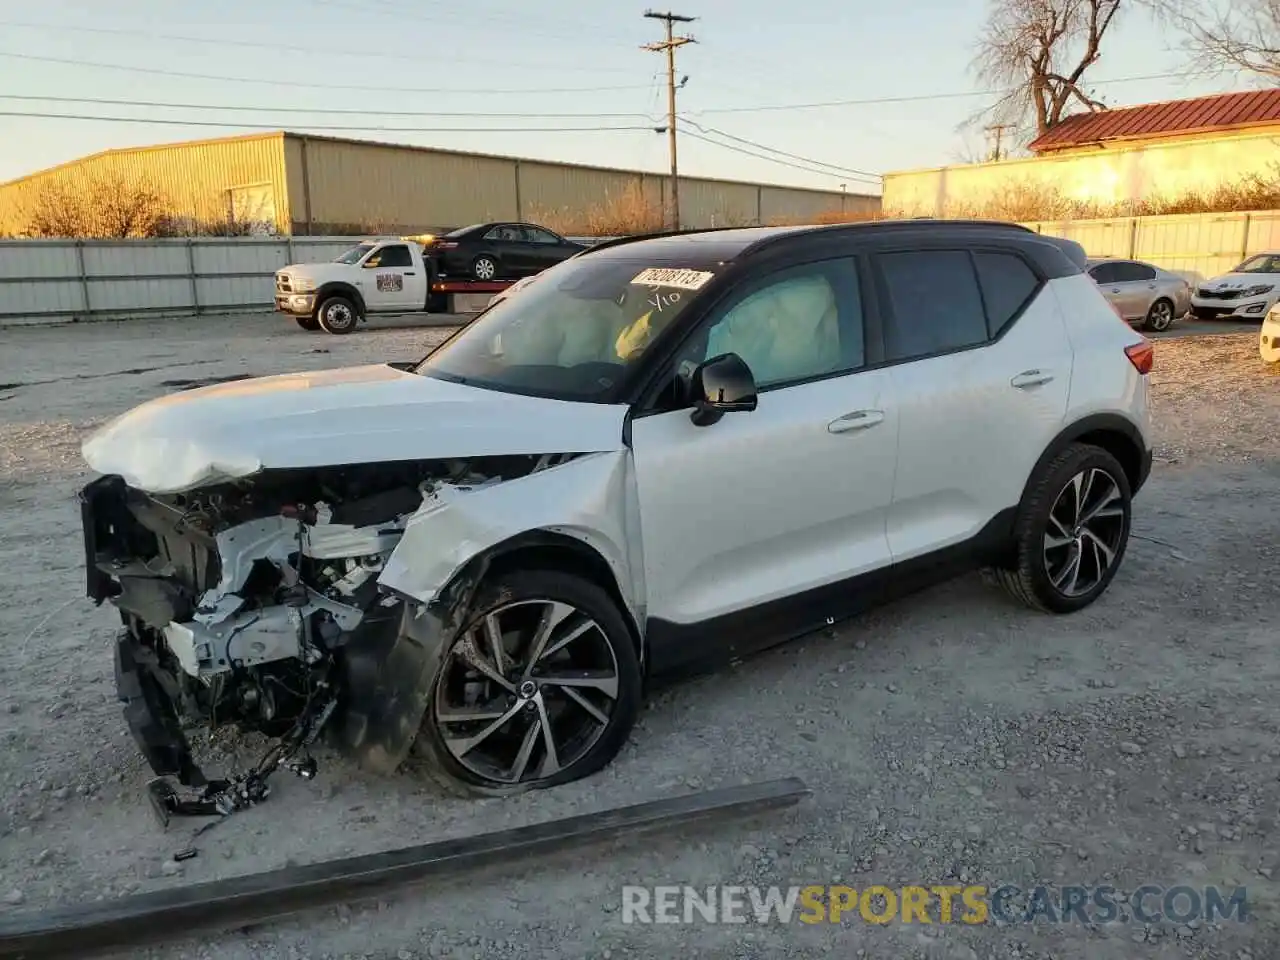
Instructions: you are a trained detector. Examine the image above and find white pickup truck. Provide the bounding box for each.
[273,237,500,334]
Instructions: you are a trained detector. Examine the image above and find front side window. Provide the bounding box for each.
[524,226,561,244]
[366,244,412,268]
[699,260,864,389]
[1088,262,1118,284]
[415,256,723,401]
[876,250,989,362]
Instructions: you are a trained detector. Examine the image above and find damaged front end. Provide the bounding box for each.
[79,454,579,823]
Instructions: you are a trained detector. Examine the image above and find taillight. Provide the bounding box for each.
[1125,340,1154,374]
[434,241,459,249]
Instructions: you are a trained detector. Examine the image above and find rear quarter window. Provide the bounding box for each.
[973,252,1042,337]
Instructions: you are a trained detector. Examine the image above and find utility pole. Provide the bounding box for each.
[643,10,696,230]
[984,123,1015,162]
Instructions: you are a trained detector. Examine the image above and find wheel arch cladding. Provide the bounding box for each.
[1024,414,1149,503]
[317,282,365,315]
[447,531,644,659]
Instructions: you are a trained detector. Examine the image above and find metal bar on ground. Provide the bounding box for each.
[0,777,809,960]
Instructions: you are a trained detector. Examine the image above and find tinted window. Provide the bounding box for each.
[367,244,412,268]
[485,225,523,242]
[877,250,988,361]
[974,252,1041,337]
[1088,262,1118,284]
[699,260,863,389]
[524,226,561,244]
[1112,262,1156,282]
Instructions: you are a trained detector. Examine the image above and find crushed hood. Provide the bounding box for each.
[82,363,629,493]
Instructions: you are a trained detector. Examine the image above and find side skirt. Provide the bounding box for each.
[643,507,1017,686]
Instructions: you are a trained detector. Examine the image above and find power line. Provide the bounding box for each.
[691,71,1199,114]
[0,110,657,134]
[0,20,638,75]
[0,95,660,122]
[679,128,880,188]
[680,118,880,181]
[0,50,657,96]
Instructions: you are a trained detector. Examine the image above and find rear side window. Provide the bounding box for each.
[1112,262,1156,282]
[876,250,989,361]
[973,252,1041,337]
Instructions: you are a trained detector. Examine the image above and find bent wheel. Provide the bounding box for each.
[411,569,641,796]
[989,443,1133,614]
[316,295,358,334]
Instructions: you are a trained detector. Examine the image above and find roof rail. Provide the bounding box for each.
[576,226,756,256]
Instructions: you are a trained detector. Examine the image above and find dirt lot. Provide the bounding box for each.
[1,314,1278,960]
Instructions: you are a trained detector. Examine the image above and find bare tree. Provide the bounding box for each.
[1153,0,1280,79]
[24,173,168,238]
[971,0,1123,141]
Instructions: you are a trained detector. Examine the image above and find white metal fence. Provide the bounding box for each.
[0,235,606,324]
[5,212,1280,324]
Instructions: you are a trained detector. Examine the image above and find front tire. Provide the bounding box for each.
[410,569,641,797]
[316,295,358,335]
[991,443,1132,613]
[1143,298,1175,332]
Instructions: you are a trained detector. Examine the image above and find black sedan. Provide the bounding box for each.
[424,222,587,281]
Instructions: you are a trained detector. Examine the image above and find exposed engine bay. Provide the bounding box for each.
[80,453,578,825]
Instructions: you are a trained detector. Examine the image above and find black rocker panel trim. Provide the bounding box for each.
[644,506,1018,685]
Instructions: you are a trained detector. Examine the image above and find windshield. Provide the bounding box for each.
[416,256,723,401]
[334,243,375,265]
[1230,254,1280,274]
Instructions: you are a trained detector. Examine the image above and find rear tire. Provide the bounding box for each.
[1142,298,1175,332]
[295,315,319,331]
[316,295,358,335]
[410,569,641,797]
[472,255,498,281]
[990,443,1132,614]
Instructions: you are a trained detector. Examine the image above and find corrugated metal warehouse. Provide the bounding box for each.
[0,131,880,236]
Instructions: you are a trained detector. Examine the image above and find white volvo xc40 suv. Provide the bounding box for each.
[79,220,1154,804]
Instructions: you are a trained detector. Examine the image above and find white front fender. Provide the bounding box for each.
[377,451,644,624]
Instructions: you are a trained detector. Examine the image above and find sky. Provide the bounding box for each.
[0,0,1256,195]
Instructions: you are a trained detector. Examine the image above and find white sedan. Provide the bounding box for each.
[1190,252,1280,321]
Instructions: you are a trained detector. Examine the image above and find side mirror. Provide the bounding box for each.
[689,352,757,427]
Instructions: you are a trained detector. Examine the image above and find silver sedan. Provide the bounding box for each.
[1086,258,1191,332]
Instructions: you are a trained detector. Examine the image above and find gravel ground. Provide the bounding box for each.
[0,314,1277,960]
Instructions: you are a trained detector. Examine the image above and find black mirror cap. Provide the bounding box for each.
[690,352,757,426]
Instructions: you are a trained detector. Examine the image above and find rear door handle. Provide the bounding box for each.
[1011,369,1055,388]
[828,410,885,433]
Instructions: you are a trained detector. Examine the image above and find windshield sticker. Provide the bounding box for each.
[629,268,714,291]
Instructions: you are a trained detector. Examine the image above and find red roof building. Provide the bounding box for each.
[1028,89,1280,154]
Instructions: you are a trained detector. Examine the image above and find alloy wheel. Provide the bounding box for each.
[474,257,497,280]
[433,599,620,785]
[1148,300,1173,331]
[1042,467,1127,598]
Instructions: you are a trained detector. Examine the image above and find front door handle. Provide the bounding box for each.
[828,410,885,433]
[1011,369,1055,388]
[404,271,417,276]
